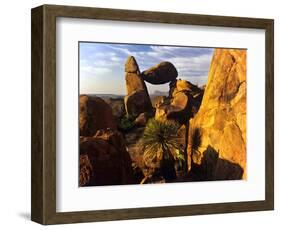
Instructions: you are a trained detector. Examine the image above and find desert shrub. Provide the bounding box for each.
[139,118,184,181]
[118,114,135,131]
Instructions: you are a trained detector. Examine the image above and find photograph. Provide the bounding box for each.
[79,42,247,186]
[30,4,274,225]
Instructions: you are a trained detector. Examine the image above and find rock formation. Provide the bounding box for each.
[103,98,126,119]
[155,79,204,124]
[124,90,153,118]
[124,56,152,117]
[134,112,150,127]
[188,49,246,180]
[169,79,204,117]
[141,61,178,84]
[79,129,137,186]
[169,79,203,98]
[80,95,117,136]
[155,91,193,124]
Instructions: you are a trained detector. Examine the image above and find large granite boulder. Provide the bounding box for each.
[155,91,193,124]
[79,129,137,186]
[104,97,126,119]
[169,79,203,98]
[80,95,117,136]
[141,62,178,84]
[188,49,247,180]
[124,90,153,118]
[169,79,204,116]
[124,56,152,117]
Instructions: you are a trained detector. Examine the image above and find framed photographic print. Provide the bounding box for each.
[31,4,274,225]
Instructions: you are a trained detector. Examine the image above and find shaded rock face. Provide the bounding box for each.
[80,95,117,136]
[104,98,126,120]
[188,49,247,180]
[141,62,178,84]
[79,129,137,186]
[134,112,150,127]
[190,146,244,181]
[125,90,153,118]
[124,56,152,117]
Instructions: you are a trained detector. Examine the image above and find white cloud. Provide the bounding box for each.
[81,65,112,75]
[107,46,132,56]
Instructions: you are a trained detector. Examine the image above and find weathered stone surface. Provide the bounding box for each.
[125,56,140,73]
[79,154,93,186]
[169,79,204,116]
[169,79,203,97]
[134,112,150,127]
[104,97,126,119]
[141,62,178,84]
[124,90,153,118]
[155,91,193,124]
[125,72,148,95]
[79,129,136,186]
[188,49,247,179]
[124,56,152,117]
[80,95,117,136]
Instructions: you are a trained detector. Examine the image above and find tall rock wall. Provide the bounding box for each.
[188,49,247,180]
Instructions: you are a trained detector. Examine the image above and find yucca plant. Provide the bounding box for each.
[139,118,184,181]
[189,127,202,165]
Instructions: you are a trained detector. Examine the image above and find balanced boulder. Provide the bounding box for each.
[141,61,178,84]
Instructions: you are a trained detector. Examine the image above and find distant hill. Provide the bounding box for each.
[85,94,125,99]
[151,90,168,96]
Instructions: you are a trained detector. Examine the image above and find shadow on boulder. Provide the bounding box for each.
[190,145,244,181]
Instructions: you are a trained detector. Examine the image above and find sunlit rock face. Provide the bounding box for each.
[155,79,204,124]
[124,56,152,117]
[188,49,247,180]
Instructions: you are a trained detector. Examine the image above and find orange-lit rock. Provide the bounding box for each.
[124,56,152,117]
[188,49,247,180]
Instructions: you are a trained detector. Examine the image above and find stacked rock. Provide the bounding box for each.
[124,56,153,118]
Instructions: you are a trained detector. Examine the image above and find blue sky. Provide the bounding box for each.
[79,42,214,95]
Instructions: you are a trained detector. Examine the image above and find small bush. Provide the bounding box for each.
[118,115,135,131]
